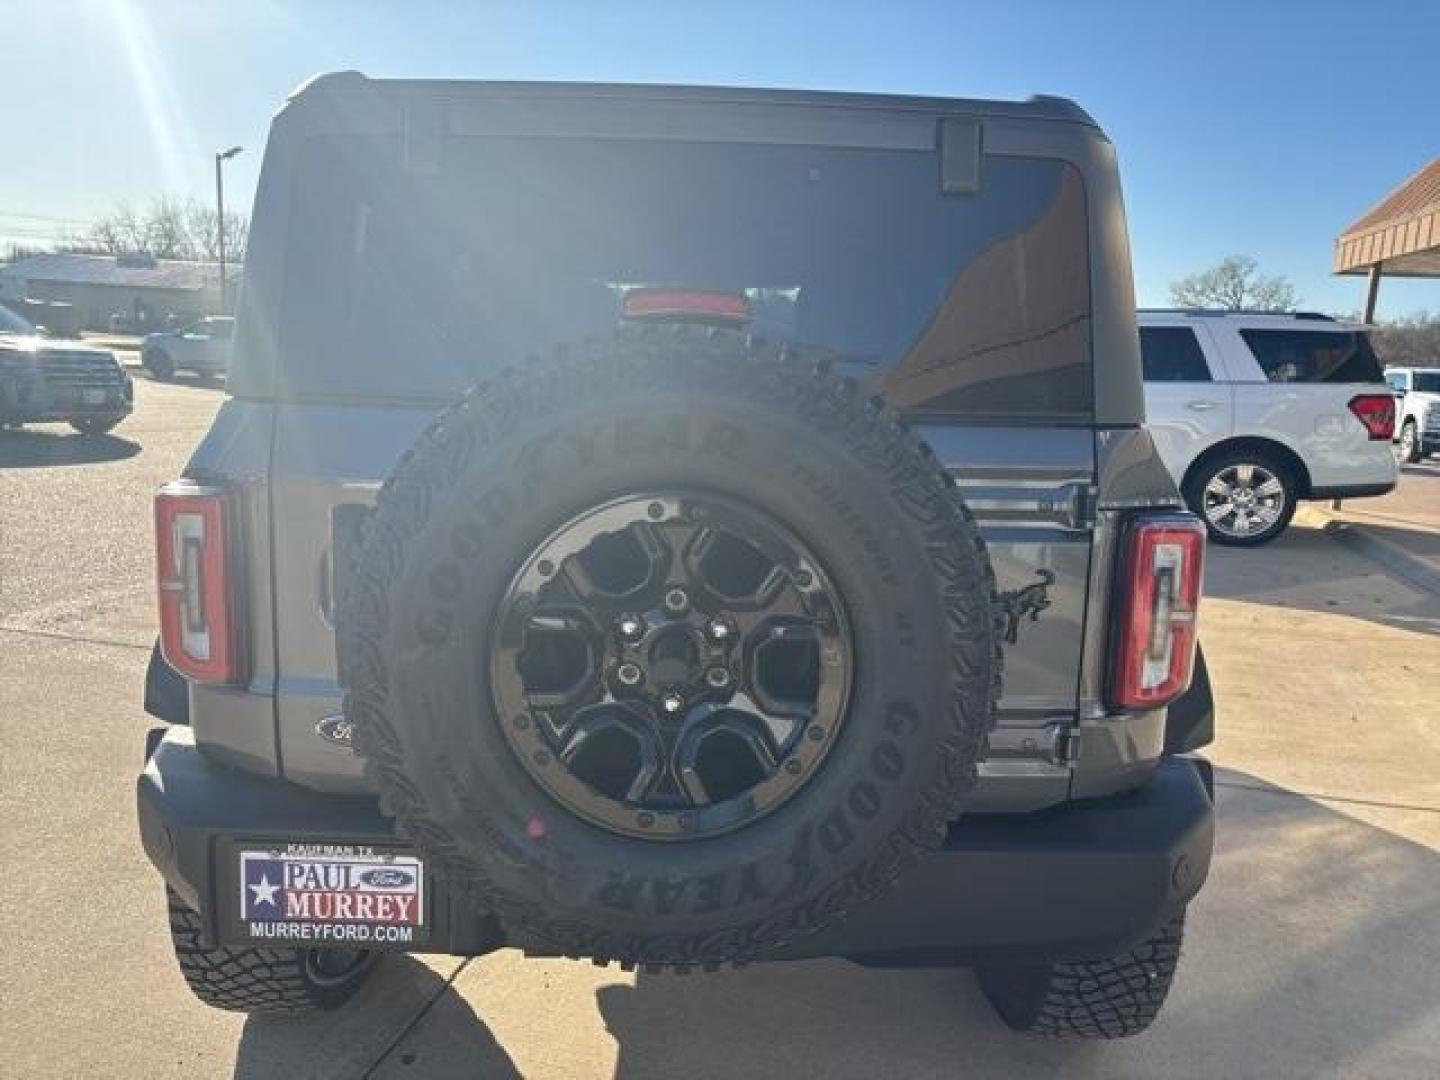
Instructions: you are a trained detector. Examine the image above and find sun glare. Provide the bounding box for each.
[105,0,205,195]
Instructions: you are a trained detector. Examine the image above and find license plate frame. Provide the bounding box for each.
[81,388,107,405]
[230,842,429,949]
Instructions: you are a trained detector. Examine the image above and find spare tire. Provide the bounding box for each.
[342,325,999,967]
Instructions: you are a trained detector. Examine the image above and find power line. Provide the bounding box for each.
[0,210,90,226]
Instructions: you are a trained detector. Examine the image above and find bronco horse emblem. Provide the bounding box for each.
[997,569,1056,644]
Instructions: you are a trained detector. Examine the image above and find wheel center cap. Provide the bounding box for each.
[648,626,701,687]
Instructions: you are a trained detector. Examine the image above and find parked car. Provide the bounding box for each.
[1140,310,1397,545]
[110,308,181,335]
[0,300,133,435]
[1384,365,1440,462]
[141,315,234,379]
[138,74,1215,1039]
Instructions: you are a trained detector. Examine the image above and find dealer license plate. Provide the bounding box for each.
[237,844,426,946]
[82,388,107,405]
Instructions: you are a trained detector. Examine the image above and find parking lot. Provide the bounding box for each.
[2,376,1437,1079]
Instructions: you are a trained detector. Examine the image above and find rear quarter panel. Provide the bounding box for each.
[1204,322,1397,491]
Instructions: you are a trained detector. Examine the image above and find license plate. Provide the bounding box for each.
[82,388,107,405]
[237,844,426,947]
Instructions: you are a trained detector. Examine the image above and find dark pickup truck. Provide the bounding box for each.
[1,301,132,435]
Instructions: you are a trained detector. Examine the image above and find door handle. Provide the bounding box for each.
[1186,400,1220,411]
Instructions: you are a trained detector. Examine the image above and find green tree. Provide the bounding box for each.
[1169,255,1298,311]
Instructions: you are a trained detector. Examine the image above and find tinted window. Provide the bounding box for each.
[1140,327,1211,382]
[1239,329,1384,384]
[271,136,1092,418]
[1414,372,1440,392]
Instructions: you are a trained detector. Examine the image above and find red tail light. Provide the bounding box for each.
[1109,514,1205,710]
[622,289,752,323]
[1348,393,1395,440]
[155,481,239,683]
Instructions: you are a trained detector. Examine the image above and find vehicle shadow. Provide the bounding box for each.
[589,778,1439,1079]
[142,370,227,389]
[0,427,140,468]
[1332,519,1440,559]
[232,956,520,1080]
[1204,521,1440,633]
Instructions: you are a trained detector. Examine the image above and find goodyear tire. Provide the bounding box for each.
[342,325,1000,967]
[167,891,377,1014]
[978,912,1186,1037]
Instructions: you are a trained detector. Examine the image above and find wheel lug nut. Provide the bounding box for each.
[664,588,689,614]
[618,614,645,639]
[617,663,642,686]
[662,693,685,714]
[705,667,730,689]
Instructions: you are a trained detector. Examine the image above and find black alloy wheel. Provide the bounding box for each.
[492,493,852,841]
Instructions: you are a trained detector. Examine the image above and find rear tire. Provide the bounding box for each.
[978,912,1186,1038]
[1184,449,1296,547]
[342,326,1001,968]
[70,417,122,436]
[166,890,377,1015]
[144,348,175,380]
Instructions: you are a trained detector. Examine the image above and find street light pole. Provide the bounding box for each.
[215,146,243,312]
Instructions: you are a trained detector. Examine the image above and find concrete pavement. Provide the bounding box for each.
[1302,462,1440,597]
[2,380,1437,1078]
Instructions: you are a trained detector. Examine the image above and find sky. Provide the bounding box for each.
[2,0,1437,319]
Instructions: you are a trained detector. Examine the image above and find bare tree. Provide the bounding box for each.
[1169,255,1298,312]
[143,197,192,259]
[183,201,248,263]
[76,197,248,263]
[1371,311,1440,367]
[85,203,149,255]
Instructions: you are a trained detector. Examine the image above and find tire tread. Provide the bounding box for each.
[167,891,369,1015]
[979,913,1185,1038]
[341,325,1003,968]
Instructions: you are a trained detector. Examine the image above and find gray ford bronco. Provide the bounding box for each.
[138,74,1215,1038]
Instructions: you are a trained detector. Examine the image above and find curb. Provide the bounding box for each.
[1304,511,1440,599]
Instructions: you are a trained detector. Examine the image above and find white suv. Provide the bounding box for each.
[1384,366,1440,463]
[1140,310,1397,545]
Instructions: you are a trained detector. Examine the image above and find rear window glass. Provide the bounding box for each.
[1239,329,1384,384]
[1140,327,1211,382]
[1412,372,1440,392]
[268,135,1093,418]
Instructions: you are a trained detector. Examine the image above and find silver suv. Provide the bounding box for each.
[137,74,1215,1038]
[1141,310,1397,545]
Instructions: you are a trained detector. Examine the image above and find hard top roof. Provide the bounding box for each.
[286,70,1098,127]
[1138,309,1368,331]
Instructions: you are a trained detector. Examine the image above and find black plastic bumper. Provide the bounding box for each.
[138,728,1213,966]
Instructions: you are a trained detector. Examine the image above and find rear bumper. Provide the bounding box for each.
[1310,481,1397,500]
[138,728,1213,966]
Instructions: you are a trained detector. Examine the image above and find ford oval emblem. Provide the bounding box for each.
[360,868,415,888]
[315,714,354,747]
